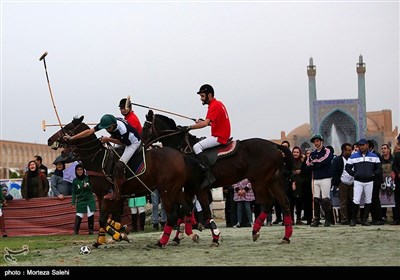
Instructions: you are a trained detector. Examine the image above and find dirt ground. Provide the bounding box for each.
[3,222,400,267]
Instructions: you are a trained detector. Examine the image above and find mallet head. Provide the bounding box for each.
[39,51,48,61]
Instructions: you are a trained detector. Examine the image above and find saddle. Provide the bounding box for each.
[102,145,146,182]
[200,139,239,166]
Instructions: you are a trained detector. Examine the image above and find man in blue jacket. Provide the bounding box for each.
[345,138,381,226]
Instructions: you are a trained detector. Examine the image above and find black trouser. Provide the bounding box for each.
[370,180,383,221]
[393,179,400,221]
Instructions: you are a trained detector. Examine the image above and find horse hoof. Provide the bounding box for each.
[171,237,181,246]
[209,241,219,247]
[252,232,260,242]
[121,225,129,235]
[120,233,130,242]
[156,242,166,248]
[197,223,205,232]
[190,234,199,243]
[279,237,290,244]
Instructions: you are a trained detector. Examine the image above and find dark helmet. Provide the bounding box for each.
[197,84,214,95]
[310,134,324,143]
[118,98,131,109]
[98,114,117,129]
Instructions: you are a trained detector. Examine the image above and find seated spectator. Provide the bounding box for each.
[50,156,72,200]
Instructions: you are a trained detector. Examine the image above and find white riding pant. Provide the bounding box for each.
[119,141,141,163]
[353,180,373,205]
[193,136,219,155]
[312,178,332,199]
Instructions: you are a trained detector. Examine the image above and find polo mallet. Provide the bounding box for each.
[41,119,96,131]
[125,95,131,110]
[131,102,197,122]
[39,51,63,129]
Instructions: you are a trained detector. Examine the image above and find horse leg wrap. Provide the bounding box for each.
[97,227,107,245]
[106,225,121,241]
[107,218,122,231]
[209,219,220,238]
[253,212,268,232]
[283,215,293,240]
[173,218,184,239]
[184,216,194,235]
[159,224,173,246]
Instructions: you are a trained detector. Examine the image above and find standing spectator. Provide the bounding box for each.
[292,146,305,225]
[367,140,385,225]
[391,141,400,225]
[352,143,359,154]
[0,184,13,237]
[150,189,166,230]
[128,196,147,232]
[71,164,96,235]
[331,143,354,225]
[21,160,50,199]
[50,156,72,200]
[306,134,334,227]
[34,155,48,177]
[301,148,313,225]
[233,178,255,228]
[273,140,291,224]
[380,144,394,223]
[345,138,381,226]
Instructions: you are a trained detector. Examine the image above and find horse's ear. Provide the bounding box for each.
[146,110,154,121]
[72,115,84,126]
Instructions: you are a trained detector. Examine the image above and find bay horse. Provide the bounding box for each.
[142,110,294,244]
[47,116,200,247]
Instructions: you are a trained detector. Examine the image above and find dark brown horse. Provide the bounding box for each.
[142,110,294,244]
[47,116,200,247]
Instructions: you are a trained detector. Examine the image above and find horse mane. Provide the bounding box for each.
[155,114,177,129]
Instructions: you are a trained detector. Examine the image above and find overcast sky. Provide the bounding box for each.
[1,0,399,145]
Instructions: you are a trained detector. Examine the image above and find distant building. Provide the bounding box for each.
[274,55,398,154]
[0,140,60,178]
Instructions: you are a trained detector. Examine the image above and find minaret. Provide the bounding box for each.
[357,55,367,135]
[307,57,317,135]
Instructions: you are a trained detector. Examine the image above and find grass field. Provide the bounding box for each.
[1,222,400,268]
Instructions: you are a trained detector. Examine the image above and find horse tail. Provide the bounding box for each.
[277,144,294,171]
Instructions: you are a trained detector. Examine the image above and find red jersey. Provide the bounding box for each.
[125,111,142,136]
[206,98,231,144]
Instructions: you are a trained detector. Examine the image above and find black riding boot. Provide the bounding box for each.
[73,216,82,235]
[322,198,332,227]
[350,203,360,226]
[361,203,371,226]
[88,215,94,235]
[139,212,146,231]
[310,198,321,227]
[131,214,138,232]
[196,153,216,189]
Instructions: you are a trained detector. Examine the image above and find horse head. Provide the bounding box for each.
[142,110,199,153]
[47,116,103,163]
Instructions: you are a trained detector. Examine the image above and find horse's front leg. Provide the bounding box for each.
[156,203,180,248]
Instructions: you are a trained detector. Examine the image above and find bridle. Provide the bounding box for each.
[142,115,194,154]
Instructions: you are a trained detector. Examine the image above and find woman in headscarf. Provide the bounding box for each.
[21,160,49,199]
[71,164,96,235]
